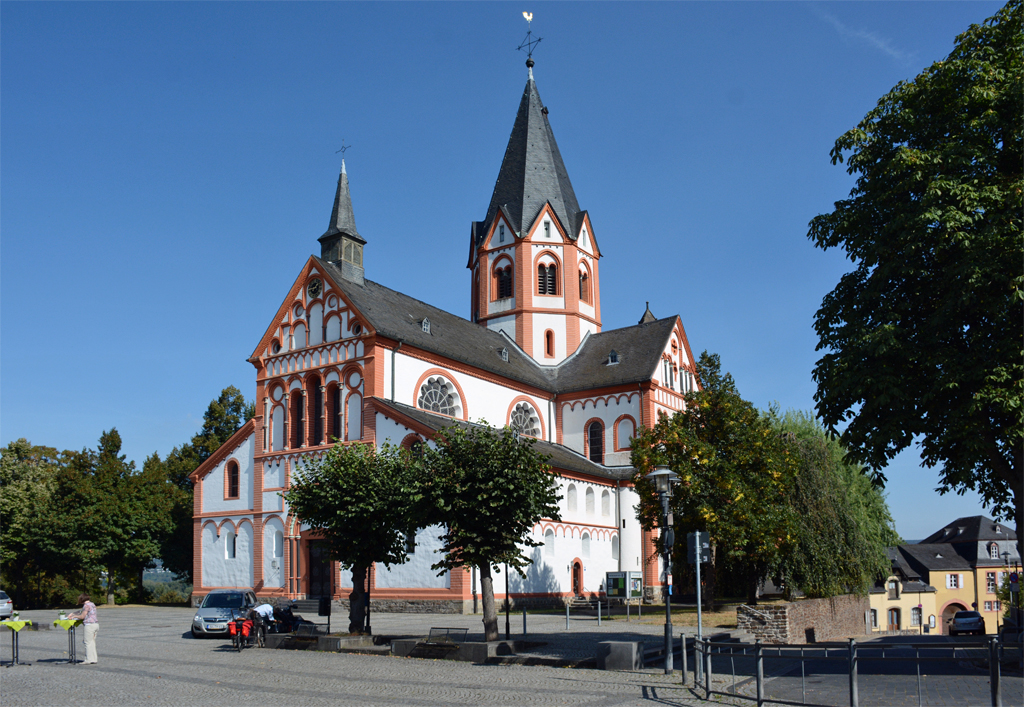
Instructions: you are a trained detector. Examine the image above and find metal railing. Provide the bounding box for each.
[692,636,1020,707]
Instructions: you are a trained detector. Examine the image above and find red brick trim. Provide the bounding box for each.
[412,368,469,421]
[505,395,546,440]
[582,417,605,465]
[190,419,257,482]
[613,414,637,452]
[223,458,241,500]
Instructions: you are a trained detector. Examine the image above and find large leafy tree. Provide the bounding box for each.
[769,410,900,598]
[422,424,560,642]
[807,2,1023,552]
[284,443,421,634]
[632,352,798,605]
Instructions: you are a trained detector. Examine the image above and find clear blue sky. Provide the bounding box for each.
[1,1,1006,540]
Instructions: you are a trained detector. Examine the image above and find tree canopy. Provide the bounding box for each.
[422,424,560,642]
[807,2,1022,550]
[284,442,422,633]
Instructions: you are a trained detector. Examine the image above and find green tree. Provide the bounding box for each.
[768,410,900,598]
[43,430,174,605]
[807,2,1023,553]
[631,352,797,605]
[0,440,66,607]
[284,443,420,633]
[423,424,561,642]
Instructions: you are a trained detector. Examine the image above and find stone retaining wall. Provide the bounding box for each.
[737,594,869,644]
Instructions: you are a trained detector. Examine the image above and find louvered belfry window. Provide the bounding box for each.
[497,267,513,299]
[538,264,557,295]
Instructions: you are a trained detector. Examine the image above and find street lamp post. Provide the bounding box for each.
[645,465,679,675]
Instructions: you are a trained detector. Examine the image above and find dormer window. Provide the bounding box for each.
[422,318,431,334]
[500,347,509,362]
[989,543,1000,560]
[607,350,619,365]
[499,225,505,243]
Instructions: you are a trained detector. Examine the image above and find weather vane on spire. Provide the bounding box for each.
[517,11,542,63]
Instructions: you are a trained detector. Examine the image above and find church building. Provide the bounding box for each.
[191,58,700,612]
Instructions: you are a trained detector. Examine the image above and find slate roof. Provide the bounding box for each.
[870,546,937,593]
[919,515,1017,544]
[476,76,583,243]
[899,543,974,572]
[320,161,364,245]
[315,255,676,396]
[371,397,635,481]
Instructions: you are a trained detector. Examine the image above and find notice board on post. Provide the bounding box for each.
[606,571,643,599]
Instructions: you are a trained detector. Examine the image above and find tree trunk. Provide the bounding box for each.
[479,564,499,642]
[348,565,367,634]
[106,569,115,606]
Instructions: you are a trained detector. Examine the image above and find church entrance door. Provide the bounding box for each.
[307,543,332,599]
[572,561,583,597]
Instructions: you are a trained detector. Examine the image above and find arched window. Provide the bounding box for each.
[544,529,555,557]
[510,402,540,437]
[579,270,591,303]
[418,376,462,417]
[225,528,236,559]
[274,530,284,558]
[271,405,284,451]
[587,421,604,464]
[290,393,305,448]
[308,377,323,446]
[989,543,1000,560]
[493,263,513,299]
[537,264,557,295]
[226,461,239,499]
[567,484,577,513]
[545,330,555,358]
[911,607,922,627]
[601,489,611,516]
[331,387,343,442]
[611,535,619,561]
[292,322,307,350]
[582,532,591,558]
[585,488,595,516]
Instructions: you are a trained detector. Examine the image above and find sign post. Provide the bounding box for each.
[688,531,710,683]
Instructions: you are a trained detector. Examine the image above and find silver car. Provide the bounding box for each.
[0,590,12,619]
[949,610,986,636]
[191,589,257,637]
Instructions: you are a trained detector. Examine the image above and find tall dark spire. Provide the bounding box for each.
[320,160,363,244]
[319,160,366,284]
[478,67,582,243]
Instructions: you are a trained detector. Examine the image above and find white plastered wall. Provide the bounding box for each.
[263,516,286,588]
[532,312,568,363]
[202,433,255,514]
[201,518,254,588]
[560,394,640,466]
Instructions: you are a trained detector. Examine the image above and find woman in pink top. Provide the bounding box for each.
[68,593,98,664]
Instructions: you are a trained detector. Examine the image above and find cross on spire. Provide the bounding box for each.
[517,11,542,72]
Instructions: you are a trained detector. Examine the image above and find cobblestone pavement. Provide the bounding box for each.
[6,607,1018,706]
[0,607,743,707]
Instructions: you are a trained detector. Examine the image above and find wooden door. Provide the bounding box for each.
[887,608,900,631]
[307,544,332,598]
[572,562,582,596]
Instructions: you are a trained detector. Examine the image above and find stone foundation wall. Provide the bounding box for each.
[737,594,870,644]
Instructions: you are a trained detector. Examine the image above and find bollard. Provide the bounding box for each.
[681,635,688,686]
[849,638,859,707]
[990,637,1002,707]
[598,598,602,626]
[755,640,764,707]
[565,602,570,630]
[704,638,712,697]
[522,606,527,636]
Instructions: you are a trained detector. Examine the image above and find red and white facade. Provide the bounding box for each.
[191,67,700,611]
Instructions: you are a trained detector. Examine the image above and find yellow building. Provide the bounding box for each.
[872,516,1020,636]
[869,548,937,634]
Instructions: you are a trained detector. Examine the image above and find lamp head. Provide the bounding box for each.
[644,466,678,494]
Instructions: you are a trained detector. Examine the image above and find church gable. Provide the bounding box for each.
[523,202,569,244]
[250,258,371,363]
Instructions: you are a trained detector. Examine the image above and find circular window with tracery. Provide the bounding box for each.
[510,402,540,438]
[418,376,461,417]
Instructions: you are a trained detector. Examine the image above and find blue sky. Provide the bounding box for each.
[1,1,1006,540]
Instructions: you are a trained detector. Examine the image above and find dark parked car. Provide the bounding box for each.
[191,589,257,637]
[948,610,985,636]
